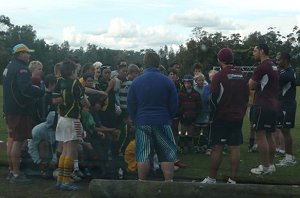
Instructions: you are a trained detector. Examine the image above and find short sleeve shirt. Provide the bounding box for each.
[59,78,85,119]
[251,59,279,110]
[278,66,296,103]
[210,66,248,121]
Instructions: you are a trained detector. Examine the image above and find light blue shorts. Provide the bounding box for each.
[135,125,177,162]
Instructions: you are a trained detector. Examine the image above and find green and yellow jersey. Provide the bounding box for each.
[59,78,85,119]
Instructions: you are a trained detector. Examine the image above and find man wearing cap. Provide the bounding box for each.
[3,43,44,183]
[201,48,248,184]
[249,44,279,175]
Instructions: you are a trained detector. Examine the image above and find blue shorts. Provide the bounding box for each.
[135,125,177,162]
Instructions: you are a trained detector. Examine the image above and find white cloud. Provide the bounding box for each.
[168,10,241,31]
[59,18,185,50]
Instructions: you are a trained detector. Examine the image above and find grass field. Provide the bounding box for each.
[0,86,299,184]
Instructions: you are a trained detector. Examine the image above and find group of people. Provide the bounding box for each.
[2,42,296,190]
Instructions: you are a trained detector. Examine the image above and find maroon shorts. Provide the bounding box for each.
[6,115,33,141]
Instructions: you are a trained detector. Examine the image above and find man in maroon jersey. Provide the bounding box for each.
[201,48,248,184]
[249,43,279,175]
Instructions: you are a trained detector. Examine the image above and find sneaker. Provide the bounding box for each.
[174,160,187,168]
[201,176,216,184]
[55,182,62,189]
[60,182,79,191]
[174,166,180,172]
[269,164,276,172]
[9,174,31,184]
[248,144,258,153]
[275,148,285,156]
[250,165,276,175]
[74,170,85,178]
[276,158,297,167]
[6,171,13,181]
[83,168,92,177]
[227,178,236,184]
[205,149,212,155]
[71,172,82,182]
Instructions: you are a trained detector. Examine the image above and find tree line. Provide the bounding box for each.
[1,15,300,84]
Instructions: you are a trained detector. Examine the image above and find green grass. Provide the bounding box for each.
[175,87,300,184]
[0,86,299,184]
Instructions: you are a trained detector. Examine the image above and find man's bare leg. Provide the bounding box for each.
[137,161,150,180]
[256,130,270,167]
[160,162,174,181]
[209,145,223,179]
[11,141,23,176]
[228,146,240,180]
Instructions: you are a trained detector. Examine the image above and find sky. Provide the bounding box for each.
[1,0,300,51]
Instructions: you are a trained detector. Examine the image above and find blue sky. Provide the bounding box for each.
[1,0,299,51]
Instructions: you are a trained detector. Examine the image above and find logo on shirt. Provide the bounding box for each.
[227,74,243,80]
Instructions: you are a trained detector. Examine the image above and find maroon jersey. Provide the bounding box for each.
[251,59,279,110]
[210,66,248,121]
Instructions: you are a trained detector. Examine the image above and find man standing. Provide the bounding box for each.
[3,44,44,183]
[201,48,248,184]
[275,52,297,167]
[127,52,178,181]
[249,43,279,175]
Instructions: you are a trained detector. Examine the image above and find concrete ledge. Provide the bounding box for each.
[89,179,300,198]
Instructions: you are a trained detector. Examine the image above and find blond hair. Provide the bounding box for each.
[28,61,43,73]
[93,61,103,68]
[194,73,205,81]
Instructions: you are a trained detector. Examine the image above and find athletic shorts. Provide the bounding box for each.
[55,117,83,142]
[252,106,276,133]
[6,115,33,141]
[276,101,296,129]
[135,125,177,163]
[210,120,243,146]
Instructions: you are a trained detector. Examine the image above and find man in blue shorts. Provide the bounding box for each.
[275,52,297,167]
[201,48,248,184]
[249,43,279,175]
[127,52,178,181]
[3,44,44,183]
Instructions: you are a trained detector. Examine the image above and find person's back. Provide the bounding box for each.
[211,66,248,121]
[127,52,178,182]
[128,68,177,125]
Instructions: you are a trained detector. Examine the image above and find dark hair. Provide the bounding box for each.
[170,62,179,68]
[80,63,94,77]
[117,59,127,66]
[44,74,57,88]
[82,72,94,81]
[143,52,160,68]
[279,52,291,63]
[67,55,80,64]
[61,59,77,78]
[257,43,269,55]
[167,67,178,75]
[192,63,203,72]
[118,63,127,71]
